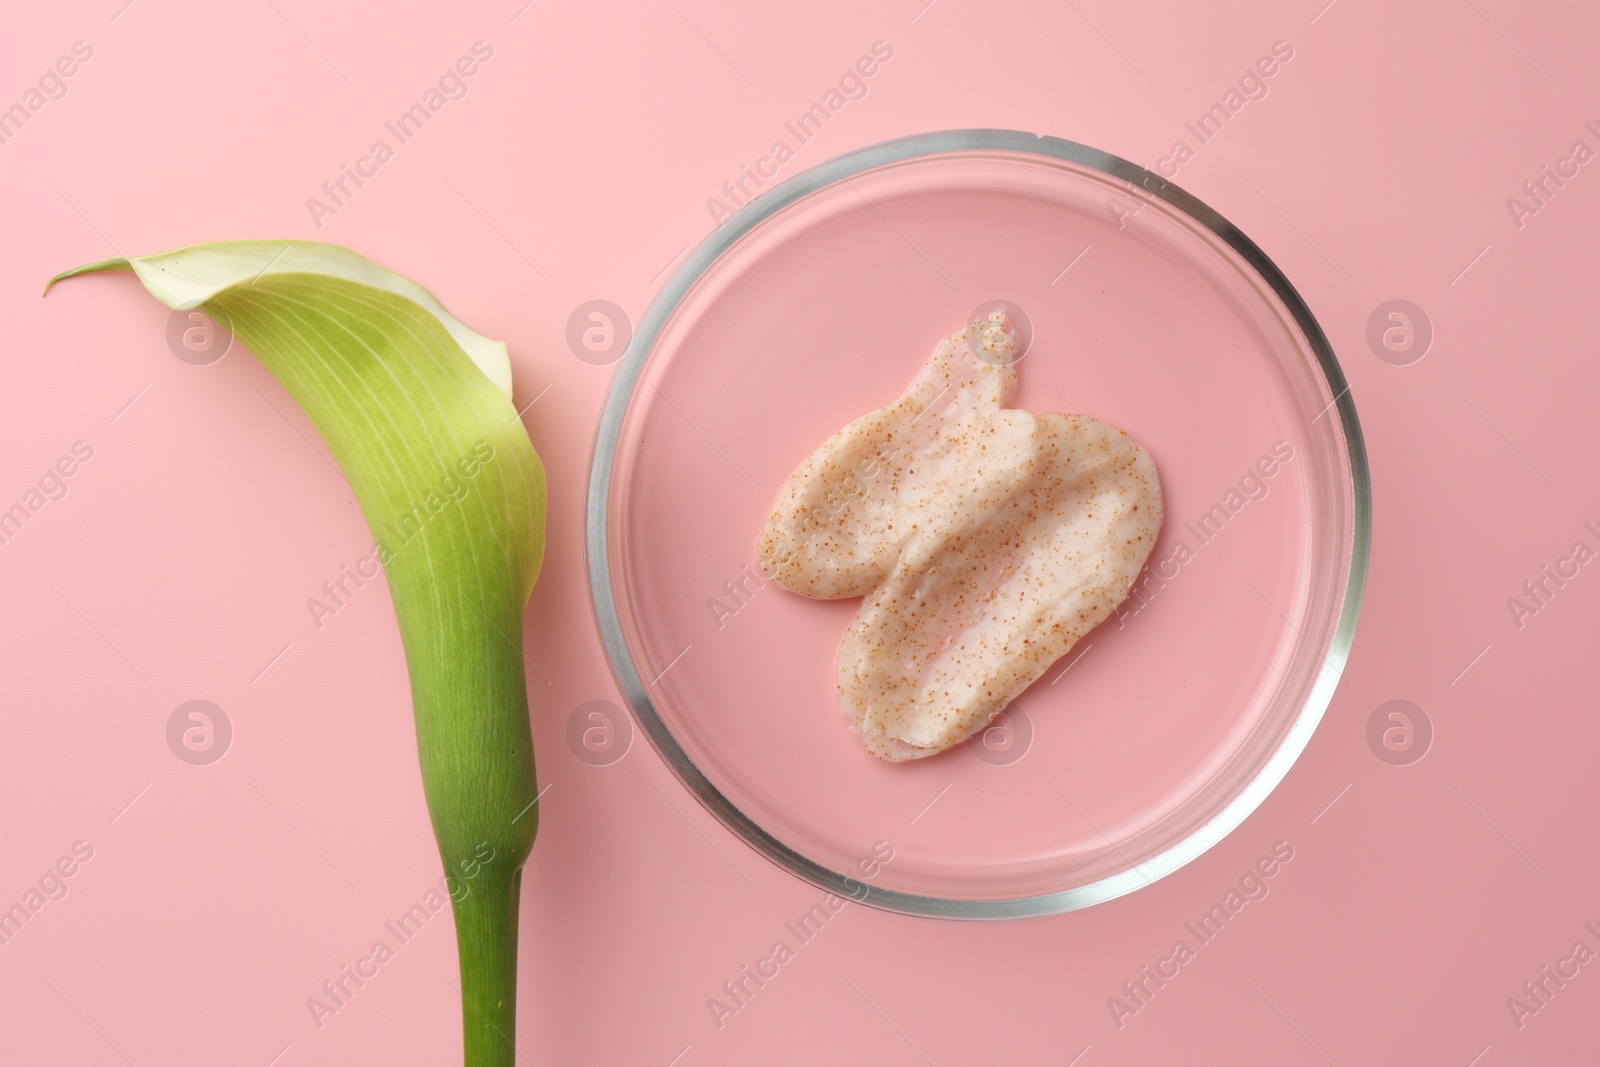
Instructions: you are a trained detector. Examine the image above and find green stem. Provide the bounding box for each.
[454,869,524,1067]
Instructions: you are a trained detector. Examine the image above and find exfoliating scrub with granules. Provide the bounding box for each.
[758,309,1163,761]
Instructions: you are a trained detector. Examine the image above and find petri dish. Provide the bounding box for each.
[586,130,1369,919]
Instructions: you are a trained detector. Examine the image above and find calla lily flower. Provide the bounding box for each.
[49,241,546,1067]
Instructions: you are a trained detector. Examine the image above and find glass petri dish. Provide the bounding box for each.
[586,130,1369,919]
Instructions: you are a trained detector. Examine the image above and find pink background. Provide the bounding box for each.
[2,1,1596,1064]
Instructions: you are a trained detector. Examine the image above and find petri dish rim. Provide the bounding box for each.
[584,129,1372,920]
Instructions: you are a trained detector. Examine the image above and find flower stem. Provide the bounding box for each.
[454,867,524,1067]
